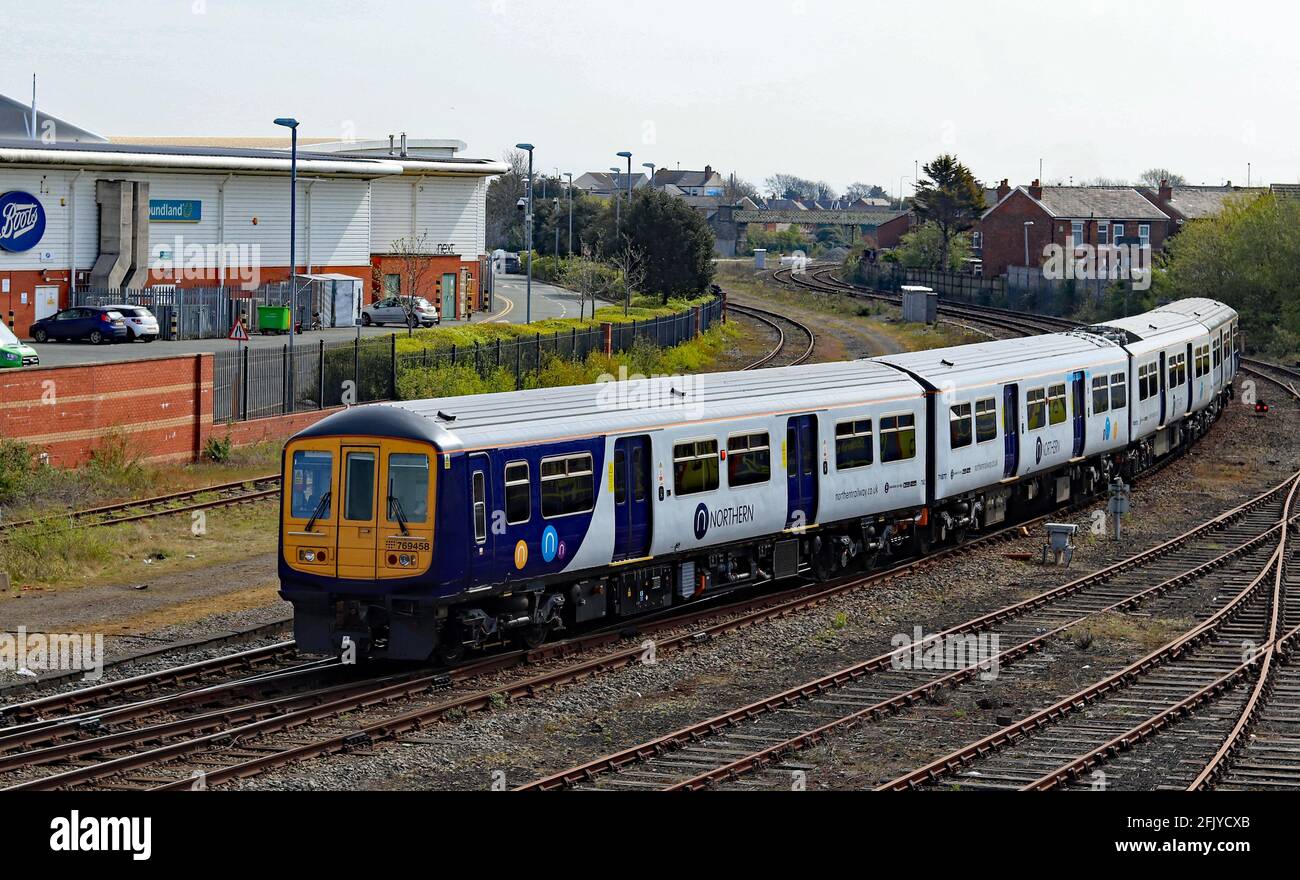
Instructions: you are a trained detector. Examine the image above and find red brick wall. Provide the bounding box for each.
[0,355,212,467]
[877,213,915,249]
[976,191,1055,277]
[203,407,344,450]
[370,255,483,317]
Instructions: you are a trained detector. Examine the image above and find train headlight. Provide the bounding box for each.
[298,548,327,563]
[398,554,416,567]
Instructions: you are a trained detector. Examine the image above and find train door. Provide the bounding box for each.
[337,445,380,579]
[1158,352,1167,425]
[786,415,818,529]
[469,453,494,569]
[1002,384,1019,478]
[1071,372,1086,458]
[613,435,653,560]
[1186,342,1194,414]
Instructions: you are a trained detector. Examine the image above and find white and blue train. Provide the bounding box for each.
[278,298,1239,661]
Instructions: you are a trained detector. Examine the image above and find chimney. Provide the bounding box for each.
[1158,178,1172,204]
[704,164,713,181]
[1028,179,1043,200]
[388,134,395,156]
[399,132,407,157]
[996,178,1010,201]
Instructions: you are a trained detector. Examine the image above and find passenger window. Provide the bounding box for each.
[975,398,997,443]
[387,453,429,524]
[880,413,916,463]
[674,440,719,496]
[1110,372,1127,410]
[505,461,530,524]
[291,450,333,520]
[472,471,487,542]
[835,419,874,469]
[1026,388,1046,430]
[727,432,771,487]
[541,454,595,517]
[1048,384,1067,425]
[1091,377,1109,414]
[949,403,973,449]
[343,452,376,521]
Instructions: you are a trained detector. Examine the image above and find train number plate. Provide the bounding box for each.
[385,539,431,552]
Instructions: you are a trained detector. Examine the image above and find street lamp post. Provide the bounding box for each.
[565,172,573,256]
[516,143,535,323]
[1023,221,1035,267]
[610,166,622,228]
[274,116,298,404]
[643,162,656,191]
[553,198,560,259]
[617,151,633,205]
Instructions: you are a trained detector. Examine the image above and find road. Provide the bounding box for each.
[18,278,580,368]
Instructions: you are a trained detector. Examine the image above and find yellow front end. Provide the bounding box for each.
[283,436,436,581]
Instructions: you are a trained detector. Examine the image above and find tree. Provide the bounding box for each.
[911,154,986,269]
[1138,167,1187,187]
[620,189,716,302]
[609,236,647,316]
[387,233,439,334]
[845,182,888,201]
[561,248,616,321]
[722,173,759,204]
[895,222,971,272]
[485,148,528,250]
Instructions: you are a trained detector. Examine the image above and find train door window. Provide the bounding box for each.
[505,461,530,524]
[291,450,333,520]
[673,440,719,496]
[344,452,376,521]
[1091,377,1109,414]
[1213,334,1222,368]
[472,471,487,543]
[632,444,648,502]
[541,454,595,517]
[949,403,973,449]
[1110,372,1127,410]
[387,453,429,524]
[835,419,873,469]
[1047,384,1068,425]
[1026,388,1047,430]
[800,427,816,476]
[975,398,998,443]
[613,449,626,505]
[727,432,771,487]
[880,413,916,463]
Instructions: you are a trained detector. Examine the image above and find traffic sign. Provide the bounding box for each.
[228,320,250,342]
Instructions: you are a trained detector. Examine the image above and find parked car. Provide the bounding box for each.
[29,306,130,344]
[103,304,160,342]
[0,321,38,368]
[361,296,439,328]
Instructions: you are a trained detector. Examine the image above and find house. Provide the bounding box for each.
[1138,180,1266,224]
[572,171,648,198]
[976,180,1171,277]
[650,165,724,197]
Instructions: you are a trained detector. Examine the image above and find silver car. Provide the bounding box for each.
[362,296,439,328]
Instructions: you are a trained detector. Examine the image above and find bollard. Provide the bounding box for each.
[601,322,613,357]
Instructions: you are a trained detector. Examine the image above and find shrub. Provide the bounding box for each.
[0,439,35,506]
[203,435,234,463]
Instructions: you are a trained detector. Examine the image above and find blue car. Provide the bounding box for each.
[29,306,130,345]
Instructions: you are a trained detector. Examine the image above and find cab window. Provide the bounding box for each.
[291,450,333,519]
[386,453,429,524]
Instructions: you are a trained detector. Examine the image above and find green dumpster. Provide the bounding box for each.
[257,305,291,335]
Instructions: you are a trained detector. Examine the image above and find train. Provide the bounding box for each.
[278,297,1239,663]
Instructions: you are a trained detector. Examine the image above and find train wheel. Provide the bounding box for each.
[434,639,465,666]
[516,624,549,650]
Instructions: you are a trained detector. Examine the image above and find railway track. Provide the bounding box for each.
[729,302,816,368]
[0,474,282,535]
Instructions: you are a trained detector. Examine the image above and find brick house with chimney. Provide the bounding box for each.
[976,180,1171,277]
[1137,180,1267,225]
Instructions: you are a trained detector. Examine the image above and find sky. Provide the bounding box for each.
[4,0,1297,195]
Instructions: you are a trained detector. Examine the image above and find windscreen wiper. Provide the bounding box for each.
[388,495,411,536]
[305,491,331,534]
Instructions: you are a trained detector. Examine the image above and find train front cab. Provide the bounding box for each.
[280,430,439,658]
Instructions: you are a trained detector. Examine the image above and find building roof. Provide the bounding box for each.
[0,92,107,143]
[653,168,722,188]
[574,171,647,191]
[1271,183,1300,199]
[1138,185,1266,220]
[990,185,1168,221]
[734,208,906,226]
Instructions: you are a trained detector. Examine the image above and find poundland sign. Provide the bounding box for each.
[0,191,46,252]
[149,199,202,223]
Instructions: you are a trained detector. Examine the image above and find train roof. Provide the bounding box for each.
[1085,311,1207,349]
[875,331,1123,390]
[1153,298,1236,326]
[318,359,925,453]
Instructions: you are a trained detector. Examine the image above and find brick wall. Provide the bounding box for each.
[0,354,344,466]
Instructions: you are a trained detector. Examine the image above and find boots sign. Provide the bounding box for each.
[0,191,46,253]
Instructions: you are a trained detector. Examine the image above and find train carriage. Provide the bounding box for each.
[279,298,1238,662]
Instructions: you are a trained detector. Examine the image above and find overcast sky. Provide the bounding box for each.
[5,0,1296,194]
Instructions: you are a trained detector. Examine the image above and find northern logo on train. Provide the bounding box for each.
[1035,436,1043,466]
[693,502,709,540]
[0,191,45,253]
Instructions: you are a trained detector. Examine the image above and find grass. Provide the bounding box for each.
[0,435,282,526]
[0,501,280,589]
[1063,612,1198,652]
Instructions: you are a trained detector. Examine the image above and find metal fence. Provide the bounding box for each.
[856,263,1122,316]
[74,282,337,341]
[213,296,724,423]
